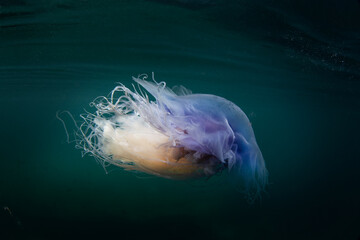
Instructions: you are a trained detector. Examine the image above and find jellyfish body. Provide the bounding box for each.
[77,75,267,196]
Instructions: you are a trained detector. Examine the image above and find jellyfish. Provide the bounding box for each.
[74,74,268,197]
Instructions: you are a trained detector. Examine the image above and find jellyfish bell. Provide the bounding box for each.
[75,74,268,197]
[94,114,221,180]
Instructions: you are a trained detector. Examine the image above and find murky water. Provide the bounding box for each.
[0,0,359,239]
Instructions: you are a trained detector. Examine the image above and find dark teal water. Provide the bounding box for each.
[1,0,359,239]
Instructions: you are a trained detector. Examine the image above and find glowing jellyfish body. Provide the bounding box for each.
[77,75,268,196]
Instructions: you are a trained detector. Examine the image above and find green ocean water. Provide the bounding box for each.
[0,0,359,239]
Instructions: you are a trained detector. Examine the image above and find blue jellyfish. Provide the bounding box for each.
[76,74,268,197]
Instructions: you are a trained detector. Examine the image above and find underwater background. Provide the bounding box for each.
[0,0,359,239]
